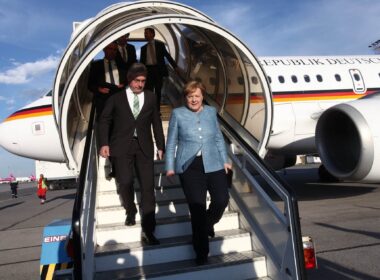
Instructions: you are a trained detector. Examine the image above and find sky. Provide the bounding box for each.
[0,0,379,177]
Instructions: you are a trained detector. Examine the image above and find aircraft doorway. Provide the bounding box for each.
[349,68,366,94]
[52,2,273,170]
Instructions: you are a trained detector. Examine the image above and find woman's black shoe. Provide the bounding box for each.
[141,232,160,245]
[195,255,208,266]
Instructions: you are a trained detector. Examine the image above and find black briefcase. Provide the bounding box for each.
[226,169,233,188]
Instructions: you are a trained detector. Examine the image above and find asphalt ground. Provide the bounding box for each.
[279,165,380,280]
[0,165,379,279]
[0,182,76,280]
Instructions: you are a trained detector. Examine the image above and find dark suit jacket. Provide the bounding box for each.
[98,89,165,158]
[140,40,177,77]
[88,59,126,96]
[116,43,137,72]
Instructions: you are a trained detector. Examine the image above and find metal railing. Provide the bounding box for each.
[71,104,97,280]
[219,116,306,280]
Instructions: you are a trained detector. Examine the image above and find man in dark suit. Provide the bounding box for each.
[140,27,178,111]
[116,33,137,73]
[98,63,165,245]
[88,41,126,120]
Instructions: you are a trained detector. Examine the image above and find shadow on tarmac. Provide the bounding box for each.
[308,256,380,280]
[0,201,24,211]
[278,166,378,201]
[315,222,380,241]
[44,193,76,204]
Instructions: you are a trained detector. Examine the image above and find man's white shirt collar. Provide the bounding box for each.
[126,87,144,111]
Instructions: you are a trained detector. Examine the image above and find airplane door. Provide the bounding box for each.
[349,69,366,94]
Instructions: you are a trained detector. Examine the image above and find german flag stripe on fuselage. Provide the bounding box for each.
[3,88,379,121]
[217,88,379,104]
[4,105,52,122]
[271,88,379,102]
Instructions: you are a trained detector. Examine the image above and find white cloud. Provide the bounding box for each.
[0,56,59,85]
[6,99,15,105]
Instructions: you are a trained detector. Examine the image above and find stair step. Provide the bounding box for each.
[95,229,252,271]
[97,198,224,226]
[94,251,267,280]
[97,185,185,208]
[97,177,117,192]
[96,212,239,246]
[97,174,180,192]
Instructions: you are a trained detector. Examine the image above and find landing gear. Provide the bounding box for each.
[318,165,340,182]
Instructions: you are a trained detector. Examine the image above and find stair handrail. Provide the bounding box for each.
[218,115,306,280]
[71,103,97,280]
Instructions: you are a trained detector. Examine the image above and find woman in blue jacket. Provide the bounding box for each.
[165,81,232,265]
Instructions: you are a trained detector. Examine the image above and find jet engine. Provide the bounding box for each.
[315,93,380,182]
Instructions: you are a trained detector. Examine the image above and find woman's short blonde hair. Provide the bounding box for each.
[183,80,206,97]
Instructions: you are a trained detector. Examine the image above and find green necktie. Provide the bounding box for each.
[133,93,139,119]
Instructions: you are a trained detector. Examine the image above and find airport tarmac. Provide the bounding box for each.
[0,182,76,280]
[0,165,379,279]
[279,164,380,280]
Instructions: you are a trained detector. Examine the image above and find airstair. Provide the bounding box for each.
[52,3,308,278]
[66,103,306,280]
[94,156,266,279]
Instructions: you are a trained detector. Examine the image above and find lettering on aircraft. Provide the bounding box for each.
[261,57,380,67]
[44,235,67,243]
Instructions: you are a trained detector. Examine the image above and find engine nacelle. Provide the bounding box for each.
[315,93,380,182]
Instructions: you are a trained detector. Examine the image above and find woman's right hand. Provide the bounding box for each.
[166,170,175,177]
[224,163,232,174]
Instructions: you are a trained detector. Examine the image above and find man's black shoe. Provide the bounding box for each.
[125,213,136,226]
[141,232,160,245]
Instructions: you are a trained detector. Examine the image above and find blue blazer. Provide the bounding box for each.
[165,105,228,174]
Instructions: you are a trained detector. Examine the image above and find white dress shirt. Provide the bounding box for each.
[146,40,157,66]
[103,59,120,85]
[126,87,144,113]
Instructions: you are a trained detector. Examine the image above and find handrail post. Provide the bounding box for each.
[70,104,96,280]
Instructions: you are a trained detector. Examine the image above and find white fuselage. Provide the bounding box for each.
[262,55,380,154]
[0,55,379,166]
[0,94,65,162]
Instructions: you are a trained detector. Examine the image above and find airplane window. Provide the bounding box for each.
[353,73,360,81]
[267,76,272,83]
[335,74,341,82]
[251,76,259,85]
[291,75,298,83]
[316,74,323,82]
[237,77,244,85]
[278,76,285,83]
[304,75,310,82]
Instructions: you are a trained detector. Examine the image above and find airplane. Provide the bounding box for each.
[1,54,379,183]
[0,174,16,184]
[0,3,379,184]
[29,174,36,182]
[13,176,33,182]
